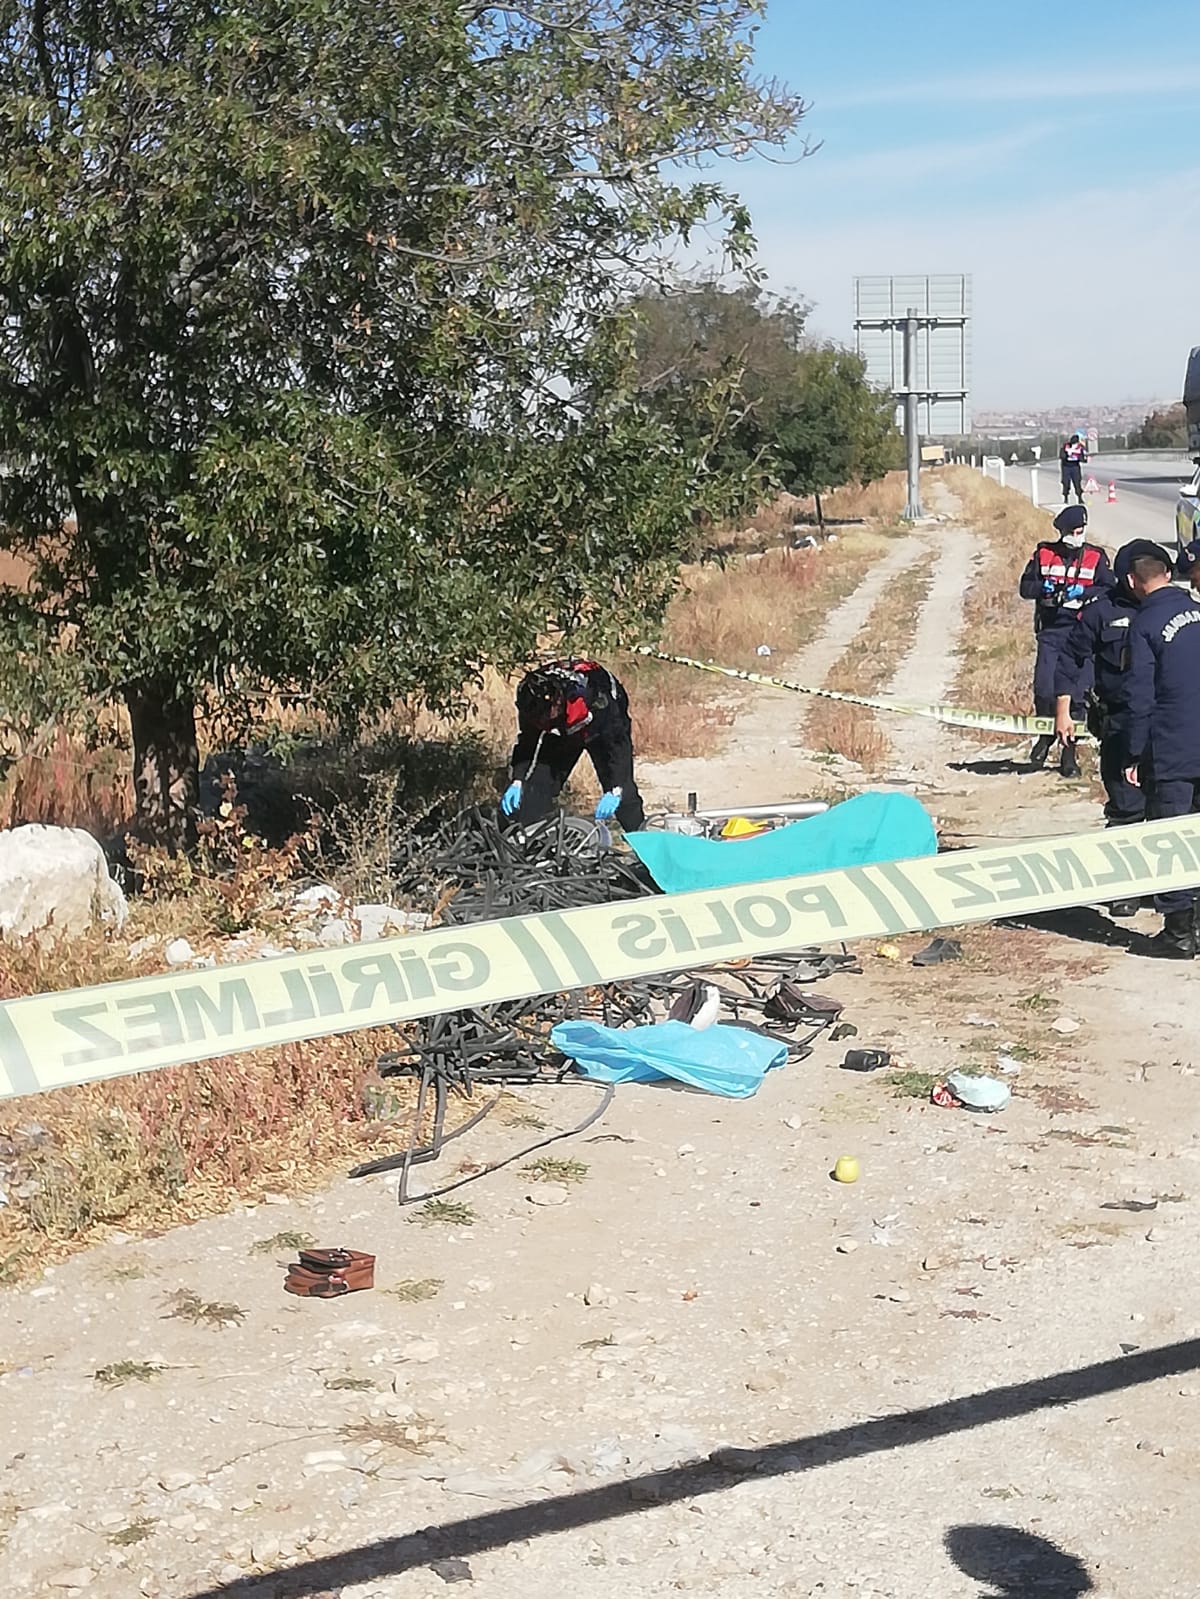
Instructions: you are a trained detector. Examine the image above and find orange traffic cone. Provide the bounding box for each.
[1107,481,1118,504]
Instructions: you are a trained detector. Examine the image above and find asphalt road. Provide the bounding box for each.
[1000,451,1194,553]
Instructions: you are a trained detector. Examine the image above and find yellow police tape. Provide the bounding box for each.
[632,647,1088,739]
[3,815,1198,1102]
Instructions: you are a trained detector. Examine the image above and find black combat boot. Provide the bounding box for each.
[1144,908,1197,960]
[1030,734,1054,769]
[1059,740,1081,778]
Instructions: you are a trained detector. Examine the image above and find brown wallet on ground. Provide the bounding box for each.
[284,1247,375,1298]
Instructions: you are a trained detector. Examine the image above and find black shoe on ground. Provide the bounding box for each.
[1030,734,1053,769]
[1059,742,1080,778]
[1143,909,1197,960]
[1107,901,1141,918]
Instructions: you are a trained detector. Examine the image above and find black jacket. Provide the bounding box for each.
[510,661,635,792]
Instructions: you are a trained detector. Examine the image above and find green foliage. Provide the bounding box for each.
[0,0,801,835]
[1129,403,1189,450]
[632,281,900,517]
[770,344,904,502]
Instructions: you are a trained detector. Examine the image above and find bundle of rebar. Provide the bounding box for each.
[389,805,655,923]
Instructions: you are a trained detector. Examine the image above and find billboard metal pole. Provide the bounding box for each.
[903,308,922,520]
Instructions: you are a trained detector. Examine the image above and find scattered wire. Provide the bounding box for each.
[354,804,860,1205]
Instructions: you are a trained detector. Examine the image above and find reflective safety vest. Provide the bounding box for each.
[1034,542,1105,614]
[1062,440,1087,463]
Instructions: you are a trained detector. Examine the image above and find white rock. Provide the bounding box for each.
[584,1283,614,1308]
[527,1185,568,1207]
[127,934,163,960]
[0,824,126,943]
[396,1339,440,1365]
[352,903,410,942]
[292,884,342,915]
[317,918,353,947]
[163,937,195,967]
[835,1238,859,1254]
[158,1470,194,1492]
[303,1450,348,1466]
[48,1571,95,1591]
[1050,1016,1081,1035]
[251,1533,282,1565]
[782,1116,803,1131]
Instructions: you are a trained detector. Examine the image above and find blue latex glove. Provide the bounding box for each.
[501,781,523,816]
[1066,583,1084,599]
[594,790,621,821]
[1041,579,1056,595]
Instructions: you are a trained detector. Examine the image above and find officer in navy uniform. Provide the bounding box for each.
[1059,433,1088,504]
[1019,503,1113,775]
[1053,539,1171,917]
[1123,547,1200,957]
[501,658,646,832]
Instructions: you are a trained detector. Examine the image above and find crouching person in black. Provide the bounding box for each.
[500,659,646,832]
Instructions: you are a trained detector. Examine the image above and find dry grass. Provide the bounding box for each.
[805,557,934,770]
[0,905,451,1274]
[162,1287,246,1329]
[626,525,898,762]
[944,467,1049,715]
[0,726,133,834]
[728,473,908,544]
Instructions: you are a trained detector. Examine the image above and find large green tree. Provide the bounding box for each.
[632,280,900,521]
[0,0,801,846]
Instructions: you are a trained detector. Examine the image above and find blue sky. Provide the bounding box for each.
[715,0,1196,408]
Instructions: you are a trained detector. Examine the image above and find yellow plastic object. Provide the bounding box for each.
[720,815,770,840]
[875,942,901,961]
[833,1155,860,1184]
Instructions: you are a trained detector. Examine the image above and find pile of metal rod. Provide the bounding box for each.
[390,805,655,924]
[354,804,860,1205]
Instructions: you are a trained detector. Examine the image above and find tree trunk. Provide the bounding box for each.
[814,491,824,530]
[125,682,200,853]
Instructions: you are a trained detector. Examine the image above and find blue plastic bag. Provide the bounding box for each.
[551,1019,787,1099]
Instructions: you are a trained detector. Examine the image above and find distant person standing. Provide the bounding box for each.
[1060,433,1088,504]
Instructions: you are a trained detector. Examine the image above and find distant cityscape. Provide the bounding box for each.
[973,402,1175,436]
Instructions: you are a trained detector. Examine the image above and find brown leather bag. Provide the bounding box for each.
[284,1247,375,1298]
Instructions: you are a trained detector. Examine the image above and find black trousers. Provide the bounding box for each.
[1146,778,1200,914]
[1033,624,1090,719]
[1061,462,1083,502]
[1098,718,1144,826]
[519,730,646,832]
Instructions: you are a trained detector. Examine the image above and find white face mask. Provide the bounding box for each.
[1060,531,1086,549]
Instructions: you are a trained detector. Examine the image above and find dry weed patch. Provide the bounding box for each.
[945,468,1051,716]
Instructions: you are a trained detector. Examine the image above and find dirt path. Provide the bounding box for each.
[641,532,931,815]
[3,506,1200,1599]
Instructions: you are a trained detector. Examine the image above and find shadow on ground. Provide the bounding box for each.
[1000,905,1140,950]
[179,1339,1199,1599]
[946,1524,1093,1597]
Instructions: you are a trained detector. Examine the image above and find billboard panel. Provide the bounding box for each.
[853,275,971,436]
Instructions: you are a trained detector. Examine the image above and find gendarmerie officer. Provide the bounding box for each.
[1053,539,1171,917]
[501,658,646,832]
[1123,548,1200,957]
[1019,503,1113,774]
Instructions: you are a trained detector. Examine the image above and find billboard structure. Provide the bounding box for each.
[853,275,972,437]
[853,274,972,519]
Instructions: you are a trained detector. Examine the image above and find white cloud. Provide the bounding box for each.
[820,65,1196,110]
[750,168,1200,406]
[794,123,1058,187]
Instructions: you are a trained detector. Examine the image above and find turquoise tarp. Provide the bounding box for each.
[627,790,937,895]
[552,1019,787,1099]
